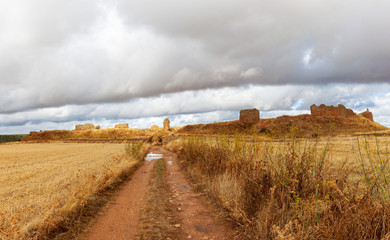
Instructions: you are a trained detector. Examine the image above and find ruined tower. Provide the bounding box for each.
[239,108,260,124]
[163,118,170,130]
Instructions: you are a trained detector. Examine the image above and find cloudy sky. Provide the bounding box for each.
[1,0,390,134]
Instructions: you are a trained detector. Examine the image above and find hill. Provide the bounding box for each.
[178,106,388,137]
[21,104,389,141]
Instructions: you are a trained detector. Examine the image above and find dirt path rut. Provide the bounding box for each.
[82,160,155,240]
[155,147,234,240]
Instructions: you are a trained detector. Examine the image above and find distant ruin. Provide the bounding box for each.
[310,104,356,118]
[239,108,260,124]
[310,104,375,121]
[151,125,159,130]
[75,124,95,130]
[359,110,374,121]
[115,123,129,129]
[163,118,170,130]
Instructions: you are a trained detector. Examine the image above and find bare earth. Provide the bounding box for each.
[160,147,235,240]
[82,146,234,239]
[81,160,155,240]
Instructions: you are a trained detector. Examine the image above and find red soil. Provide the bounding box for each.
[81,147,235,239]
[158,147,235,240]
[81,160,155,240]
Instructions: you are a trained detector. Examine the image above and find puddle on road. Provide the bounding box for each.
[145,152,164,161]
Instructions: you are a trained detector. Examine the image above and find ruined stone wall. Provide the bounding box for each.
[163,118,170,130]
[151,125,159,130]
[115,123,129,129]
[239,108,260,124]
[75,124,95,130]
[310,104,356,118]
[359,110,374,121]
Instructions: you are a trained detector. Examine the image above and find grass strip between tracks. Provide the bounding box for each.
[139,158,181,240]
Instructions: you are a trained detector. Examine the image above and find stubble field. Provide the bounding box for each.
[0,143,144,239]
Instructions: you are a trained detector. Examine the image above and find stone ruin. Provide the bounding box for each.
[151,125,159,130]
[163,118,170,130]
[310,104,374,121]
[115,123,129,129]
[310,104,356,118]
[75,124,95,130]
[239,108,260,124]
[359,109,374,121]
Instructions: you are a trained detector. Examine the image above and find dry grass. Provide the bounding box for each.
[0,142,149,239]
[166,135,390,239]
[139,158,181,239]
[177,114,388,138]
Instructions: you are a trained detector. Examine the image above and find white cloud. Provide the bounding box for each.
[1,83,389,134]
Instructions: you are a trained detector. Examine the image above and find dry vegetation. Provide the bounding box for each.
[166,135,390,239]
[0,142,149,239]
[178,115,388,137]
[139,158,181,239]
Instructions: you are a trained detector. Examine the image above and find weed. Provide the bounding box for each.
[171,136,390,239]
[358,137,390,204]
[139,158,181,239]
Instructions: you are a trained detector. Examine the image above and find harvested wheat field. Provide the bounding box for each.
[0,143,146,240]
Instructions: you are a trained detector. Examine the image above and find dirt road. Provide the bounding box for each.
[160,147,235,240]
[82,146,234,239]
[81,160,155,240]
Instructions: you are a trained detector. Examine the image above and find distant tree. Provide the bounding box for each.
[95,125,101,129]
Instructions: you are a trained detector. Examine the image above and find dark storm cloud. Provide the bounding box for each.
[1,0,390,114]
[1,0,390,133]
[118,0,390,83]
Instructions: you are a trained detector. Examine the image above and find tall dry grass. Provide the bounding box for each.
[167,136,390,239]
[0,142,149,240]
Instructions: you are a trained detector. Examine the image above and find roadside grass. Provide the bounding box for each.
[0,142,149,240]
[166,136,390,239]
[139,158,181,240]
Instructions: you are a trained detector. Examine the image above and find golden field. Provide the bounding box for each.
[0,142,147,240]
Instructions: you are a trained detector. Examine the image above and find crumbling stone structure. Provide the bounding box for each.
[310,104,356,118]
[359,110,374,121]
[115,123,129,129]
[151,125,159,130]
[163,118,170,130]
[239,108,260,124]
[75,124,95,130]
